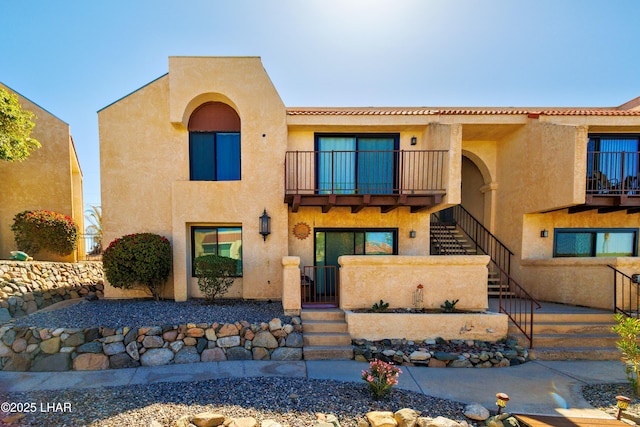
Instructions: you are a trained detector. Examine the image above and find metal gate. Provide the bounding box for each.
[301,265,338,306]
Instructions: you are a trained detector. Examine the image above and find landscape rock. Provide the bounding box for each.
[140,348,174,366]
[253,331,278,349]
[175,346,201,364]
[201,348,226,362]
[73,353,109,370]
[226,347,252,360]
[366,411,397,427]
[462,403,489,421]
[192,412,225,427]
[109,353,140,369]
[271,347,302,361]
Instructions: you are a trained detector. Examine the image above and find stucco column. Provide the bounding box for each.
[480,182,498,233]
[282,256,301,316]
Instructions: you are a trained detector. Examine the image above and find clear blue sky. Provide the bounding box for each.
[2,0,639,220]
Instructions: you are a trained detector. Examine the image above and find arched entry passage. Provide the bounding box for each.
[460,151,495,231]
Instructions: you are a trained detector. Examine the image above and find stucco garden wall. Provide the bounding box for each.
[346,311,508,342]
[338,255,490,311]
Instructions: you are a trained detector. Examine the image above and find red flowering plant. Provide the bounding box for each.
[11,210,79,256]
[102,233,171,300]
[361,359,402,399]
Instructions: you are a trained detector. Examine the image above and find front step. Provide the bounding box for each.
[510,311,620,360]
[301,309,354,360]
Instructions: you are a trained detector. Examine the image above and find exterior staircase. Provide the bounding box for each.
[510,310,620,360]
[301,308,354,360]
[430,221,512,297]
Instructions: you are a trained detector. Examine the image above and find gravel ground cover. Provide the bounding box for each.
[0,377,476,427]
[12,299,291,329]
[582,383,640,425]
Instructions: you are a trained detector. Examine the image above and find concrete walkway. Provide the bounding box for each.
[0,359,629,418]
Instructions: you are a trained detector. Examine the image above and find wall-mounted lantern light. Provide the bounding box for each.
[259,209,271,241]
[540,229,549,238]
[409,230,417,238]
[410,136,417,146]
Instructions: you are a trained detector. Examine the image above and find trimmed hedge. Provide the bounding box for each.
[11,210,79,256]
[102,233,171,300]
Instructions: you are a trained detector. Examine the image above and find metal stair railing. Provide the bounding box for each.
[610,264,640,318]
[432,205,541,348]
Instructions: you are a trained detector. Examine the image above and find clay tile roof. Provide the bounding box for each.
[286,106,640,117]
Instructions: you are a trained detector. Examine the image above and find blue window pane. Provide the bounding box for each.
[191,227,243,276]
[190,133,216,180]
[555,232,592,257]
[318,137,356,194]
[595,232,635,257]
[217,133,241,180]
[357,138,395,194]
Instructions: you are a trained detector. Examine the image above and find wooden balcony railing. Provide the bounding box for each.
[284,150,447,213]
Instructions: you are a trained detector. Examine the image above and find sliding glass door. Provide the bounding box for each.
[317,135,397,194]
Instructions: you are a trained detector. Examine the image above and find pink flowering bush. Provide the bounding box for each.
[11,210,78,256]
[102,233,171,300]
[361,359,402,399]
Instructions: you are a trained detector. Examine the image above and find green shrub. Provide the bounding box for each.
[194,254,237,303]
[440,299,460,313]
[368,299,389,313]
[612,313,640,395]
[102,233,172,300]
[11,210,79,256]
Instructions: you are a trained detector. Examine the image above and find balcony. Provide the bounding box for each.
[284,150,447,213]
[573,151,640,213]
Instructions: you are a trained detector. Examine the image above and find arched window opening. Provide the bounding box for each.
[188,102,241,181]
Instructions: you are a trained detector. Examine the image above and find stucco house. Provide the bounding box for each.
[98,57,640,335]
[0,83,84,262]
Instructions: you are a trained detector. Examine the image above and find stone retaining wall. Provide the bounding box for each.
[0,317,302,371]
[0,261,104,321]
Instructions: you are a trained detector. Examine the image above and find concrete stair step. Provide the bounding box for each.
[529,322,617,335]
[302,320,348,333]
[533,312,615,323]
[489,292,516,298]
[527,333,618,348]
[303,345,354,360]
[301,309,346,322]
[530,346,621,361]
[303,332,352,347]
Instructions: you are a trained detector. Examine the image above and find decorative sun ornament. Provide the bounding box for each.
[293,222,311,240]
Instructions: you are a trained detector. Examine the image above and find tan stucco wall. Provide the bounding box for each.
[464,118,639,309]
[0,84,83,262]
[519,210,640,308]
[338,255,490,311]
[520,257,637,310]
[99,57,288,301]
[345,311,508,341]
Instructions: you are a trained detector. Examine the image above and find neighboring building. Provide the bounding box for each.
[0,83,84,262]
[98,56,639,314]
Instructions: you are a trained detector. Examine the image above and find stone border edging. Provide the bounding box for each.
[0,261,104,321]
[0,317,302,372]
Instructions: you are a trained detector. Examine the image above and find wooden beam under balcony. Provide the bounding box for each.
[284,192,444,213]
[570,193,640,214]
